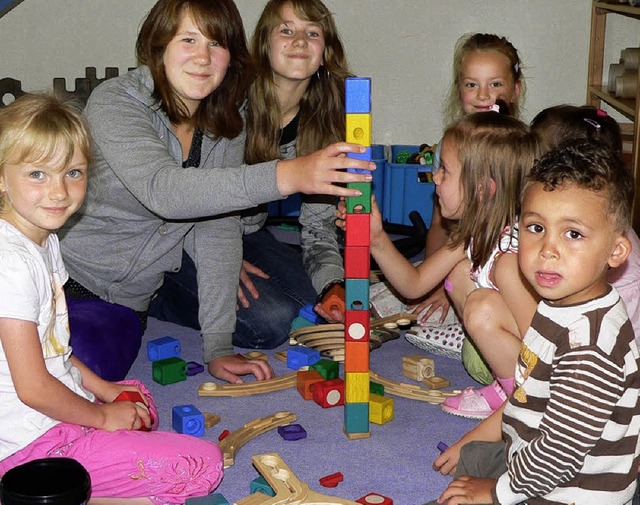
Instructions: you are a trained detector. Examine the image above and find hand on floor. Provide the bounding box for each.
[208,353,274,384]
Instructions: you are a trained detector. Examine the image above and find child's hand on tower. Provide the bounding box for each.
[97,399,152,432]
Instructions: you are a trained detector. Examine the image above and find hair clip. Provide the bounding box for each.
[596,108,608,117]
[514,62,519,74]
[584,118,600,130]
[489,103,500,113]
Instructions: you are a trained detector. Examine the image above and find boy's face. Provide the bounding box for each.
[519,182,630,306]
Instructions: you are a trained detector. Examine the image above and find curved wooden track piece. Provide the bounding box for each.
[369,371,460,405]
[235,453,359,504]
[198,372,297,397]
[218,412,296,469]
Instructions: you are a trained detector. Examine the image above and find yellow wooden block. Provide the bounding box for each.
[346,113,371,146]
[345,372,370,403]
[369,393,394,425]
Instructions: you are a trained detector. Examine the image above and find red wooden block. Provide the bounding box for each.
[344,246,370,279]
[345,213,370,247]
[114,390,153,431]
[311,378,345,408]
[319,472,344,488]
[356,492,393,504]
[345,310,370,343]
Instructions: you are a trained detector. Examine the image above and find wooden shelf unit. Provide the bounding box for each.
[587,0,640,233]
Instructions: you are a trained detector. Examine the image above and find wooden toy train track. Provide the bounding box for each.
[288,312,416,362]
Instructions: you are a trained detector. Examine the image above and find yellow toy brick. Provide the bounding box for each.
[369,393,394,425]
[345,372,370,403]
[346,114,372,146]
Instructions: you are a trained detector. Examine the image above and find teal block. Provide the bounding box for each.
[344,402,369,433]
[345,278,369,310]
[250,476,275,496]
[185,493,229,504]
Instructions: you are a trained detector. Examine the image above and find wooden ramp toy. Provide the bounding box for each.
[199,372,297,397]
[369,371,460,405]
[235,453,359,505]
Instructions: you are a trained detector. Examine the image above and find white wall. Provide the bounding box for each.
[1,0,638,144]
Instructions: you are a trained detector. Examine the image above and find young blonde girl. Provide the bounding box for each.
[0,93,223,504]
[341,107,539,419]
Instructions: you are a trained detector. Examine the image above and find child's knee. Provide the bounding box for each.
[462,290,499,333]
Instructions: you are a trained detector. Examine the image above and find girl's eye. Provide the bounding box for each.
[67,169,84,179]
[209,40,221,47]
[307,30,321,38]
[490,81,504,88]
[182,37,195,44]
[279,27,293,35]
[29,171,45,180]
[526,223,544,234]
[464,82,477,89]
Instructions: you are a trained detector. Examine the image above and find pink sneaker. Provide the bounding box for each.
[441,380,507,420]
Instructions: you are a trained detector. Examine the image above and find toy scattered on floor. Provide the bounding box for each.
[235,453,359,504]
[318,282,345,317]
[310,358,339,379]
[297,370,325,400]
[278,424,307,441]
[298,304,324,325]
[369,393,394,425]
[437,441,449,453]
[187,361,205,376]
[199,371,297,397]
[185,493,229,505]
[250,476,276,497]
[217,411,297,468]
[152,356,187,385]
[113,390,152,430]
[319,472,344,488]
[369,371,459,404]
[204,412,221,428]
[356,492,393,504]
[172,404,204,436]
[422,376,450,389]
[312,378,345,408]
[402,355,435,382]
[287,346,321,370]
[146,335,181,361]
[218,429,230,441]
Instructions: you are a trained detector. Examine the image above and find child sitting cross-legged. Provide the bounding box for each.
[427,141,640,505]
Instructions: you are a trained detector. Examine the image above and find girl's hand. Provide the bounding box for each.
[408,286,451,324]
[335,200,347,232]
[369,195,385,247]
[208,353,274,384]
[277,143,374,198]
[98,399,152,432]
[237,260,269,310]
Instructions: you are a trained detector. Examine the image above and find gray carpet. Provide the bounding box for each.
[126,316,480,504]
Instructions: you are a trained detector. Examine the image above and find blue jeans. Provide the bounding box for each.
[148,228,317,350]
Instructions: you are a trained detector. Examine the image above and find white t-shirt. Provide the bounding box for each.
[0,220,93,461]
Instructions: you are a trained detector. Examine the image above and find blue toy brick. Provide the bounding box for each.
[278,423,307,441]
[185,493,229,505]
[345,77,371,114]
[250,476,276,497]
[298,304,323,324]
[344,402,370,433]
[345,279,370,311]
[172,404,205,437]
[287,346,321,370]
[147,336,181,361]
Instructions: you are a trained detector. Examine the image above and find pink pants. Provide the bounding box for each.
[0,381,223,504]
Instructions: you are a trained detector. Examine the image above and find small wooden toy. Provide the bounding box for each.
[369,371,459,404]
[369,393,394,425]
[172,404,205,437]
[147,336,181,361]
[204,412,221,428]
[437,441,449,453]
[422,376,450,389]
[218,429,230,441]
[187,361,205,376]
[185,493,229,505]
[310,358,339,379]
[311,378,345,408]
[356,492,393,504]
[152,357,187,385]
[318,283,345,317]
[277,424,307,441]
[402,355,435,382]
[319,472,344,488]
[299,304,324,324]
[297,370,325,400]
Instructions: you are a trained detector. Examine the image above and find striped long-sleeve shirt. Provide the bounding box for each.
[496,286,640,505]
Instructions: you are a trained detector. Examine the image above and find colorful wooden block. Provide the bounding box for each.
[402,355,435,382]
[296,369,324,400]
[423,375,450,389]
[345,372,370,404]
[345,278,369,310]
[172,404,205,436]
[287,346,321,370]
[152,357,187,385]
[310,358,339,379]
[186,361,205,376]
[344,341,369,373]
[345,213,371,247]
[370,381,384,395]
[345,310,370,342]
[346,114,372,146]
[346,182,371,213]
[369,393,394,425]
[318,283,345,317]
[298,303,323,324]
[356,492,393,505]
[277,424,307,441]
[319,471,344,488]
[185,493,230,505]
[311,378,345,408]
[346,77,371,114]
[114,390,152,431]
[344,246,370,279]
[147,336,181,361]
[344,402,370,435]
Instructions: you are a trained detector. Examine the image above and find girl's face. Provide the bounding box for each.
[433,138,464,220]
[268,3,326,86]
[0,146,88,246]
[458,50,520,115]
[163,11,231,117]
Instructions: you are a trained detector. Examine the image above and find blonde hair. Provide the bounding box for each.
[245,0,352,163]
[0,93,92,212]
[444,111,538,269]
[444,33,525,125]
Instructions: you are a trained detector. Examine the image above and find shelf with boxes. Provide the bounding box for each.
[587,0,640,232]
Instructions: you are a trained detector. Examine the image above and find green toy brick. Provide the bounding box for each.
[310,358,339,379]
[185,493,229,504]
[152,357,187,385]
[346,182,371,213]
[344,402,369,433]
[370,381,384,395]
[250,476,275,497]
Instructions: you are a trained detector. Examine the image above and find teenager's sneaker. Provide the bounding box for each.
[440,380,507,419]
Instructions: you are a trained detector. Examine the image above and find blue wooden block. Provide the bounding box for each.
[185,493,229,505]
[250,476,276,497]
[147,336,181,361]
[345,278,370,310]
[347,147,373,174]
[278,423,307,441]
[287,346,321,370]
[298,304,323,324]
[172,404,205,437]
[346,77,371,114]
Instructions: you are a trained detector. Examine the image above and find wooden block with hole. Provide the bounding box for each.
[423,375,450,389]
[402,355,435,382]
[296,369,324,400]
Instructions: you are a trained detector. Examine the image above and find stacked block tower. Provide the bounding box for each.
[343,77,372,439]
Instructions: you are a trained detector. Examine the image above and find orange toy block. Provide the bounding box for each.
[345,310,370,342]
[345,213,370,247]
[296,369,324,400]
[319,283,345,316]
[344,341,369,373]
[344,246,370,279]
[311,378,345,408]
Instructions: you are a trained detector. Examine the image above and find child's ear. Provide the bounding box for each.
[477,178,497,199]
[512,80,522,101]
[608,233,632,269]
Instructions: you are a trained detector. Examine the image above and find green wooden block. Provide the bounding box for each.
[310,358,339,379]
[346,182,371,213]
[370,381,384,396]
[152,357,187,385]
[344,401,369,433]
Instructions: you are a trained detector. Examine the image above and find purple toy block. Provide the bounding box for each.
[278,424,307,441]
[187,361,205,376]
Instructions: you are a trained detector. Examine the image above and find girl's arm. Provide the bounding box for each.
[0,318,149,431]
